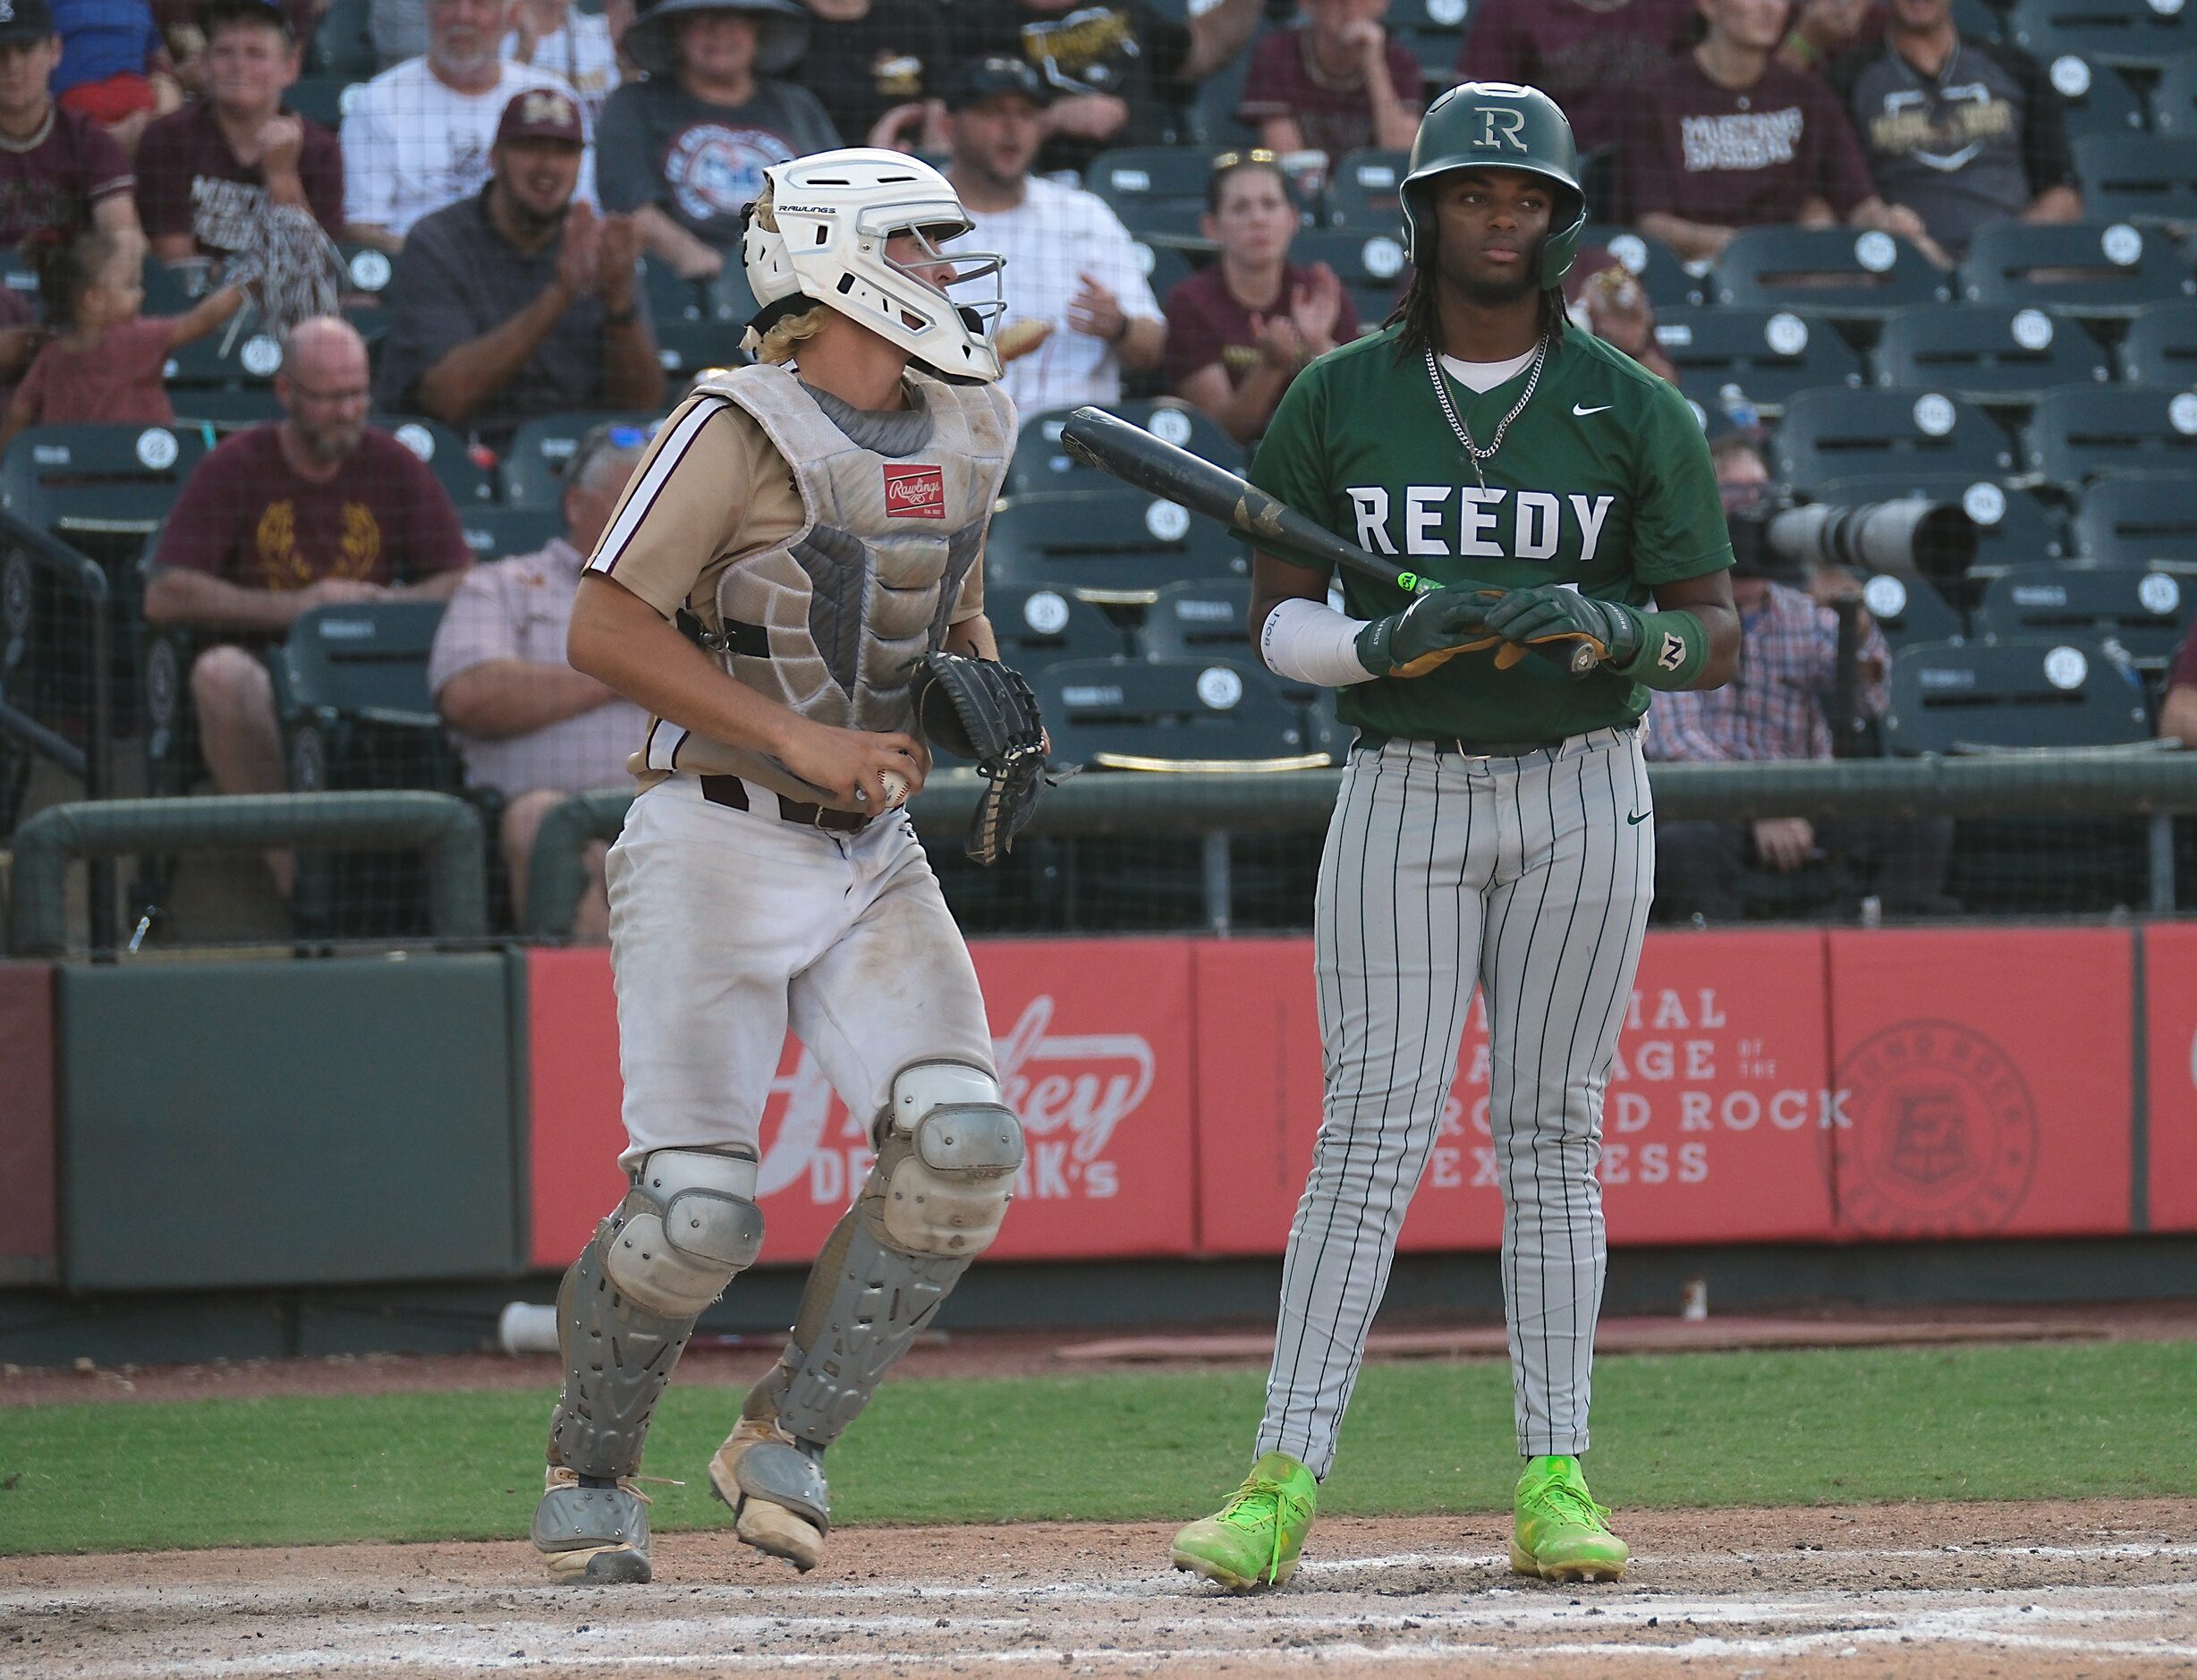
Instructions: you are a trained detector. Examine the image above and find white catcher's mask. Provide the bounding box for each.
[742,148,1006,386]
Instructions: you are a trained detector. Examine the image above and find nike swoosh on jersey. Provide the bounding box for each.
[1626,809,1652,825]
[1573,403,1612,417]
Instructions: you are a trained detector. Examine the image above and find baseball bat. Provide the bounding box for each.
[1056,406,1600,678]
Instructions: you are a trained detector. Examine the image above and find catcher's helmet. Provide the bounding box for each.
[1401,81,1585,292]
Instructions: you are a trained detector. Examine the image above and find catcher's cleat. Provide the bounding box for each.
[708,1416,829,1571]
[1510,1455,1630,1582]
[531,1464,656,1583]
[1171,1451,1317,1592]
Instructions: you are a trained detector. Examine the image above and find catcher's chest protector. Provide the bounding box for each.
[698,363,1014,734]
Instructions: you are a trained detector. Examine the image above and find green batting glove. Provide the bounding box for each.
[1355,584,1502,679]
[1481,584,1641,672]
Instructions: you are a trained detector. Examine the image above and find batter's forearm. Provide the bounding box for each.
[569,573,804,759]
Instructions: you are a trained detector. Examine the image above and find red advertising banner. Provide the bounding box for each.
[1192,931,1836,1257]
[1826,929,2133,1240]
[526,940,1200,1269]
[2139,923,2197,1233]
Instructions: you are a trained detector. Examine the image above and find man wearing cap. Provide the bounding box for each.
[341,0,590,253]
[0,0,141,246]
[595,0,836,283]
[429,421,651,942]
[377,88,662,449]
[136,0,344,266]
[946,55,1161,415]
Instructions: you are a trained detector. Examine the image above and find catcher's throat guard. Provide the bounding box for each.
[908,650,1072,865]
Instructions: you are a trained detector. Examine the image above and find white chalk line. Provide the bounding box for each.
[7,1536,2193,1622]
[10,1582,2196,1677]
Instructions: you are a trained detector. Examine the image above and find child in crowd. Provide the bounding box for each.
[52,0,182,152]
[1,226,250,445]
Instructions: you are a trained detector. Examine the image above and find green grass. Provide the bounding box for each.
[2,1341,2193,1555]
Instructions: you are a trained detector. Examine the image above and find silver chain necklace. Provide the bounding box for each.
[1423,335,1548,488]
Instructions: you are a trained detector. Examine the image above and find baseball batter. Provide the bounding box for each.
[1172,83,1739,1591]
[531,148,1024,1584]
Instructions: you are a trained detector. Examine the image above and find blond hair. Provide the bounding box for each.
[748,178,833,365]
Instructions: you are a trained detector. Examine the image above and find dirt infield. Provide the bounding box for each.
[5,1498,2194,1678]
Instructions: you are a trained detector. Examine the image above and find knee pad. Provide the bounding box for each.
[869,1061,1023,1259]
[604,1147,766,1316]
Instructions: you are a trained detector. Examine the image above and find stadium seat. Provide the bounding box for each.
[2069,472,2197,568]
[2072,134,2197,225]
[1711,226,1950,319]
[2009,0,2193,69]
[501,412,662,506]
[1139,575,1254,662]
[985,488,1249,604]
[1005,400,1242,498]
[1036,656,1329,770]
[2150,55,2197,136]
[1977,562,2193,667]
[1325,149,1410,232]
[1088,147,1229,250]
[1872,302,2113,409]
[1,423,210,555]
[1288,226,1412,326]
[2041,50,2147,140]
[2021,386,2197,486]
[1848,569,1966,651]
[1957,218,2193,320]
[1579,225,1700,310]
[286,75,363,129]
[1188,26,1264,147]
[1883,635,2150,752]
[1954,0,2008,38]
[308,0,377,75]
[458,505,564,562]
[1810,471,2070,581]
[653,317,745,379]
[2118,299,2197,385]
[1771,388,2016,494]
[170,387,283,431]
[640,256,706,326]
[369,413,494,504]
[1650,307,1861,418]
[339,242,394,299]
[1130,238,1194,312]
[987,581,1129,668]
[163,318,287,389]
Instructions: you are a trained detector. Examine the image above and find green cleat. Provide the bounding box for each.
[1170,1451,1317,1592]
[1510,1455,1630,1582]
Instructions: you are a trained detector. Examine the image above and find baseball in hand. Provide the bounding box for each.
[879,769,911,810]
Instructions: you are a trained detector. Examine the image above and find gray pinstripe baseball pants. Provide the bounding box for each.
[1256,726,1654,1477]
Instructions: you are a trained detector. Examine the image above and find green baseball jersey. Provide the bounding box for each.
[1251,323,1734,742]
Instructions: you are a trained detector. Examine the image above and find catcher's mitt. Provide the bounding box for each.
[910,651,1065,866]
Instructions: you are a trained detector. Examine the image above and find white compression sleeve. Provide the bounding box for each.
[1259,596,1378,687]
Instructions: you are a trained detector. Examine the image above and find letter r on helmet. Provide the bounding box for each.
[1479,108,1527,151]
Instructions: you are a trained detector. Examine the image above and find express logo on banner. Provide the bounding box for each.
[757,995,1154,1209]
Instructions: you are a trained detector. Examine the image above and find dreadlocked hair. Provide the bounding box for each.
[30,226,130,334]
[746,179,832,365]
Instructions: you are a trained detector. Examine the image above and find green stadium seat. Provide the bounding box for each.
[1325,148,1410,233]
[1712,226,1951,319]
[1037,656,1329,771]
[1872,302,2113,410]
[1977,562,2193,667]
[986,581,1130,668]
[2070,472,2197,568]
[1651,307,1862,419]
[2022,386,2197,487]
[1771,387,2016,494]
[2,423,210,554]
[1848,569,1967,651]
[653,318,746,379]
[162,318,287,388]
[1957,218,2193,320]
[501,412,662,507]
[2009,0,2193,70]
[1810,471,2069,581]
[1139,577,1254,663]
[2040,50,2146,140]
[1006,400,1242,497]
[339,242,394,297]
[2073,134,2197,225]
[2150,55,2197,136]
[1087,146,1231,250]
[369,413,494,504]
[308,0,377,75]
[1580,225,1701,310]
[169,387,284,431]
[286,75,364,129]
[2117,299,2197,385]
[1188,27,1265,147]
[1286,226,1412,326]
[985,488,1249,604]
[458,505,564,561]
[1130,237,1194,311]
[1884,635,2150,752]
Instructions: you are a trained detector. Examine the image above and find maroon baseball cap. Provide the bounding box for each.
[496,88,585,148]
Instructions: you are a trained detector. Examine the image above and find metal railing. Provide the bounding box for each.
[7,792,487,957]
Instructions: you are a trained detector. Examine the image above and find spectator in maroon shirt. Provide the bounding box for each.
[136,0,344,267]
[1163,154,1358,445]
[2159,633,2197,750]
[1236,0,1421,166]
[0,0,141,245]
[1455,0,1696,157]
[140,315,471,892]
[1622,0,1928,265]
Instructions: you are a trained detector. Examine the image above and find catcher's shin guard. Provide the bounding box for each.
[535,1148,764,1582]
[709,1061,1022,1567]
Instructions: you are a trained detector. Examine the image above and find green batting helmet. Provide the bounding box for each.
[1401,81,1585,292]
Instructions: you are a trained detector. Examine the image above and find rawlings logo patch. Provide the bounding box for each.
[1656,631,1686,672]
[883,462,946,520]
